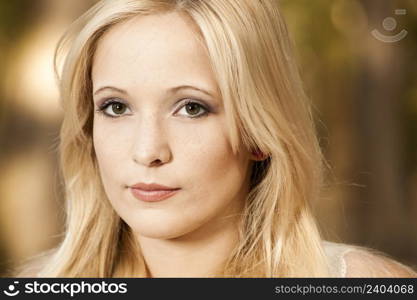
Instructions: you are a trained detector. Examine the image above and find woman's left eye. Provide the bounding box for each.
[176,100,209,119]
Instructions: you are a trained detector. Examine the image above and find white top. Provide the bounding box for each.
[322,240,356,277]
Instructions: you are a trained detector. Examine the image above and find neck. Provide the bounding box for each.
[136,213,242,277]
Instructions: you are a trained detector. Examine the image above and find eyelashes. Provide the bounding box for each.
[177,99,210,119]
[95,98,211,119]
[95,99,131,118]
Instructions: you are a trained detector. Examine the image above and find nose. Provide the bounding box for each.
[131,116,172,167]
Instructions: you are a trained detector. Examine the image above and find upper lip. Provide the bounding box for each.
[130,182,180,191]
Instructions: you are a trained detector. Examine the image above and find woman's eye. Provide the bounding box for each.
[96,100,131,118]
[96,99,210,119]
[176,101,209,118]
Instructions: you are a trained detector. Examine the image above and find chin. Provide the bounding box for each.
[126,213,202,240]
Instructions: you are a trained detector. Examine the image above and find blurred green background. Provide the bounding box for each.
[0,0,416,276]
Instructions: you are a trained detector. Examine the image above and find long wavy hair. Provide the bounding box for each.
[24,0,331,277]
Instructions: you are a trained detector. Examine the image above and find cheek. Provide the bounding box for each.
[190,141,235,182]
[173,119,248,197]
[92,119,132,190]
[93,119,130,156]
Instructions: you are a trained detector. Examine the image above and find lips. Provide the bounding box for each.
[130,182,181,202]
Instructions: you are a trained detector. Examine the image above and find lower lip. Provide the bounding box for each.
[130,188,180,202]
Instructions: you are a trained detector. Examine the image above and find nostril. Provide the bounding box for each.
[151,159,162,166]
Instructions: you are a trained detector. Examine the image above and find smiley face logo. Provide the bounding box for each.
[372,9,407,43]
[3,281,20,297]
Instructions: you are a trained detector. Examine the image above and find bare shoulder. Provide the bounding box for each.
[343,246,417,278]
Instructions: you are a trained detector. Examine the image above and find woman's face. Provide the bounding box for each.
[92,12,252,239]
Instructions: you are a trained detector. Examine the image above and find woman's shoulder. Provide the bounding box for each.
[13,248,56,278]
[342,246,417,277]
[322,240,417,278]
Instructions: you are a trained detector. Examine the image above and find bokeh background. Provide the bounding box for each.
[0,0,416,276]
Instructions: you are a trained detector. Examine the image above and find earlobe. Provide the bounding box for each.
[250,149,269,161]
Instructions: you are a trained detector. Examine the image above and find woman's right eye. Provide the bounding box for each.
[96,99,132,118]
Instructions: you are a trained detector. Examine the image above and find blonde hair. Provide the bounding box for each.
[24,0,331,277]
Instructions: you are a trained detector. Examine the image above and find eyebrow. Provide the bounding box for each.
[93,85,215,98]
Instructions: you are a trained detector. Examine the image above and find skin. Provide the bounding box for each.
[92,12,258,277]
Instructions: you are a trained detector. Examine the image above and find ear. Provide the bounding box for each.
[250,149,269,161]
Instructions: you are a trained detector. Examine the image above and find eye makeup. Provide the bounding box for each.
[94,98,132,118]
[94,97,213,119]
[175,99,210,119]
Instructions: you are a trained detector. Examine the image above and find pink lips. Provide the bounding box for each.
[130,182,181,202]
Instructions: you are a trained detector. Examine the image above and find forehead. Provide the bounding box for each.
[92,11,218,92]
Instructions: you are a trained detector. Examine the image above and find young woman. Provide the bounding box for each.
[16,0,416,277]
